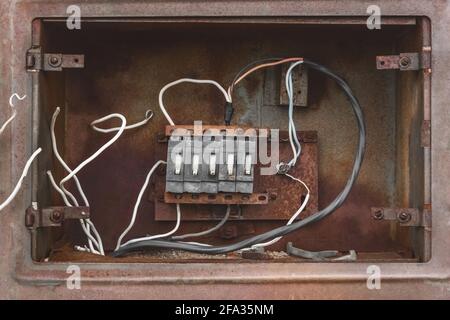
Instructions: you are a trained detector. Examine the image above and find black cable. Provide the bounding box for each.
[113,60,366,257]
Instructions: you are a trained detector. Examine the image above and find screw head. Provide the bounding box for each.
[399,56,411,68]
[48,55,62,67]
[50,210,63,223]
[373,209,384,220]
[398,211,411,223]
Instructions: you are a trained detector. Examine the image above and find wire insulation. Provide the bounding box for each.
[0,148,42,212]
[115,160,166,250]
[49,107,104,254]
[249,173,310,249]
[119,203,182,248]
[91,110,153,133]
[113,60,366,257]
[172,205,231,241]
[0,94,26,136]
[159,78,231,125]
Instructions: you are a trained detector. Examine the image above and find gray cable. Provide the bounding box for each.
[112,60,366,257]
[172,205,231,240]
[286,61,303,166]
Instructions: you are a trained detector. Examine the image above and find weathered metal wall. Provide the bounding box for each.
[0,0,449,299]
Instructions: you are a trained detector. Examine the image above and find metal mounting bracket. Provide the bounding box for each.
[26,46,84,72]
[25,205,90,229]
[376,49,431,71]
[280,64,308,107]
[371,207,431,227]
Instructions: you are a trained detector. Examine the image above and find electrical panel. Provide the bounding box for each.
[165,126,256,195]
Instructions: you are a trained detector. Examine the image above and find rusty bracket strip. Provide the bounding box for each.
[26,46,84,72]
[376,50,431,71]
[371,207,431,227]
[164,192,269,205]
[25,206,90,229]
[280,64,308,107]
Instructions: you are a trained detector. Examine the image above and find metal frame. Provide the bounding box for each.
[0,0,448,299]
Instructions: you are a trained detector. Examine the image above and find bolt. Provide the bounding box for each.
[48,55,62,67]
[373,209,384,220]
[50,210,63,223]
[398,211,411,223]
[399,56,411,68]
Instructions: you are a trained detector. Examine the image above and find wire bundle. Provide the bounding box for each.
[113,59,365,256]
[47,107,154,255]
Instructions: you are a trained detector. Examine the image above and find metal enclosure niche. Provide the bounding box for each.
[28,17,430,263]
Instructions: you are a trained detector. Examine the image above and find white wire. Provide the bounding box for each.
[0,94,26,136]
[50,107,104,254]
[59,113,126,193]
[0,110,16,136]
[115,160,166,250]
[159,78,231,125]
[46,171,102,254]
[0,148,42,212]
[177,241,212,247]
[249,173,310,249]
[91,109,153,133]
[285,61,304,167]
[120,203,182,248]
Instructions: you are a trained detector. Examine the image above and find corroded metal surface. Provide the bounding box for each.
[0,0,448,300]
[156,130,318,221]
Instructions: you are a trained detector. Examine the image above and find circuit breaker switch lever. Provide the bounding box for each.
[227,153,235,176]
[192,154,200,175]
[174,153,183,175]
[244,153,252,175]
[209,154,217,175]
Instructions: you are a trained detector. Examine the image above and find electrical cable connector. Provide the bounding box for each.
[276,162,292,175]
[224,102,234,125]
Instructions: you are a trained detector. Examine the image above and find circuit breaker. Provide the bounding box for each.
[165,126,256,195]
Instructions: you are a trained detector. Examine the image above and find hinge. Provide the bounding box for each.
[26,46,84,72]
[371,207,431,228]
[376,48,431,71]
[25,205,90,229]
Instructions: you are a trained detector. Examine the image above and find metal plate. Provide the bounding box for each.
[155,130,318,221]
